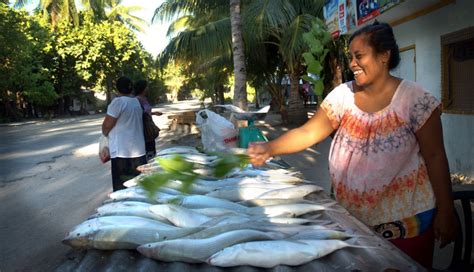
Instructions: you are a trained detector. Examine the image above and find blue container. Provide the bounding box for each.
[238,126,268,148]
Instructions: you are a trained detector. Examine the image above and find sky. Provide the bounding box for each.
[122,0,171,57]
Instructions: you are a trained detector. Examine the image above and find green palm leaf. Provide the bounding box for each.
[279,13,314,73]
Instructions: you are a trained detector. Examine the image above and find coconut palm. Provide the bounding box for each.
[244,0,324,124]
[102,0,147,32]
[154,0,234,103]
[13,0,146,31]
[155,0,325,123]
[229,0,247,110]
[14,0,79,26]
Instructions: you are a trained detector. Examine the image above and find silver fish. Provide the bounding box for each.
[160,195,249,213]
[137,229,284,263]
[208,239,371,268]
[63,216,179,250]
[238,198,314,207]
[185,222,336,240]
[190,207,239,217]
[156,146,203,156]
[89,201,169,223]
[149,204,211,228]
[106,186,174,203]
[205,186,291,202]
[256,184,324,199]
[247,202,337,217]
[226,168,303,183]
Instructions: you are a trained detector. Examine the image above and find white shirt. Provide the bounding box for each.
[106,96,145,158]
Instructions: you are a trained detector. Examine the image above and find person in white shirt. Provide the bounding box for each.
[102,76,146,191]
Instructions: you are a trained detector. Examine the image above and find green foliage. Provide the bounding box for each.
[210,152,250,178]
[54,12,149,94]
[2,3,159,120]
[301,18,332,97]
[0,5,56,119]
[139,152,250,197]
[157,155,195,174]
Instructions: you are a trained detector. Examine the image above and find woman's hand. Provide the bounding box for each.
[433,208,458,248]
[247,141,272,167]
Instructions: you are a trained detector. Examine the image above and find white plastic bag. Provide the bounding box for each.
[98,135,110,163]
[195,109,238,152]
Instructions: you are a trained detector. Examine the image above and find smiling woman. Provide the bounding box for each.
[247,21,458,270]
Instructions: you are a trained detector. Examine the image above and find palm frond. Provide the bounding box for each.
[106,4,148,32]
[152,0,229,24]
[279,13,315,73]
[289,0,324,17]
[158,17,232,68]
[167,15,193,37]
[243,0,296,41]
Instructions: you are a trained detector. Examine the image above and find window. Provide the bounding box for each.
[441,27,474,114]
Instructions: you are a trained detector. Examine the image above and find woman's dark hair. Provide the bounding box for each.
[349,21,400,70]
[116,76,133,94]
[134,79,148,96]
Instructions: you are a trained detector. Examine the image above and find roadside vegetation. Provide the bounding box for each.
[1,0,352,124]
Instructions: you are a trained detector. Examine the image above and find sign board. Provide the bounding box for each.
[356,0,381,25]
[324,0,404,37]
[324,0,340,37]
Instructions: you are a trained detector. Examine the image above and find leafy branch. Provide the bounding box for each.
[140,152,250,197]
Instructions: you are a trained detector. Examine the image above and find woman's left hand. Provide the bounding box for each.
[433,208,458,248]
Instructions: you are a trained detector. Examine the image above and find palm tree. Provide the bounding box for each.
[155,0,325,124]
[14,0,79,26]
[13,0,146,31]
[154,1,251,113]
[229,0,247,111]
[99,0,147,32]
[247,0,324,124]
[154,0,234,103]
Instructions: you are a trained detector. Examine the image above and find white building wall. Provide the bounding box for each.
[393,0,474,175]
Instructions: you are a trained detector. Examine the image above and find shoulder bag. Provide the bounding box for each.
[139,101,160,142]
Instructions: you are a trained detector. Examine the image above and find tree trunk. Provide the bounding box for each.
[255,88,260,109]
[287,73,307,126]
[267,83,289,125]
[3,99,19,121]
[106,77,113,105]
[325,56,343,98]
[216,84,225,105]
[230,0,247,112]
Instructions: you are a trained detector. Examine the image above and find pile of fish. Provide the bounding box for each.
[63,146,369,268]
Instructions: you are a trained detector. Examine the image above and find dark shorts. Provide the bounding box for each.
[111,156,146,191]
[145,141,156,161]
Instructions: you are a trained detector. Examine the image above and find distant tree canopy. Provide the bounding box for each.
[0,4,164,121]
[0,5,56,120]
